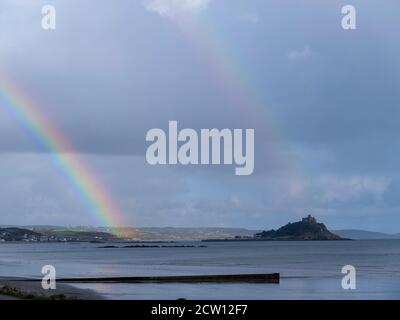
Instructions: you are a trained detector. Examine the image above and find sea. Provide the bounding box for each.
[0,240,399,299]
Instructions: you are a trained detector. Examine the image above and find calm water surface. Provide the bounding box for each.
[0,240,399,299]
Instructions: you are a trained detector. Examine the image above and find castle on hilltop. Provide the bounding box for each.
[302,214,317,224]
[252,214,346,240]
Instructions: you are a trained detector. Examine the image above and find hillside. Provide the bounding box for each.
[101,227,259,241]
[0,228,42,242]
[254,215,346,241]
[0,227,116,242]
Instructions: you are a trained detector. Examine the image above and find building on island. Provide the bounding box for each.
[302,215,317,224]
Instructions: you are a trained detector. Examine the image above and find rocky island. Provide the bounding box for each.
[254,215,347,240]
[203,215,349,241]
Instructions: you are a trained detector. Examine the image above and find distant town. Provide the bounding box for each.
[0,227,117,243]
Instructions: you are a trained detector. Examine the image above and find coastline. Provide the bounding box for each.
[0,277,104,300]
[202,238,352,242]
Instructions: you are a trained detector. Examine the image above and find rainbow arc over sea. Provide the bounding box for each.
[0,77,127,234]
[174,14,309,207]
[0,6,311,234]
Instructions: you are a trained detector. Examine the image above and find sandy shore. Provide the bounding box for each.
[0,277,104,300]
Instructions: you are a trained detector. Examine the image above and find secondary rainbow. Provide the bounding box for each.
[176,15,311,208]
[0,77,126,231]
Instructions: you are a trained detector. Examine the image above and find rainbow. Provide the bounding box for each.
[0,8,310,233]
[176,16,311,211]
[0,77,127,232]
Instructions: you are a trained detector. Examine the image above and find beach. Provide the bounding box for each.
[0,277,103,300]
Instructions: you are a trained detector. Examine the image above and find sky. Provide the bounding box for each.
[0,0,399,232]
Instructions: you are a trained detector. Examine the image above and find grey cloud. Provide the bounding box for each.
[0,1,399,231]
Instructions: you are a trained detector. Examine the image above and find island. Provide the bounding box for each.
[203,215,349,241]
[254,215,347,240]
